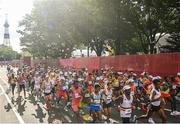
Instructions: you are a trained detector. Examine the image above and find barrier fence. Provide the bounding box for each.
[59,53,180,77]
[18,53,180,77]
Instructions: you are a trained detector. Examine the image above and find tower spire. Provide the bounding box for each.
[3,14,11,47]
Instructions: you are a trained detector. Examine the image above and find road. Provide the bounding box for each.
[0,67,180,123]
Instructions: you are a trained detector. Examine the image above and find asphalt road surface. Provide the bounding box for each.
[0,67,180,123]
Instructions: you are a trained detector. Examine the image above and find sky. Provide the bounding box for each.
[0,0,34,52]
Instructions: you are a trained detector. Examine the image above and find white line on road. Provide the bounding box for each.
[0,76,9,87]
[0,70,8,87]
[0,77,25,124]
[0,92,4,96]
[0,70,73,124]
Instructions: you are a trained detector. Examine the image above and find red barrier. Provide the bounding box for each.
[59,53,180,77]
[21,57,31,66]
[31,59,59,67]
[59,57,100,72]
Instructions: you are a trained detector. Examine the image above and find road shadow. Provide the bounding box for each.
[39,96,45,105]
[4,103,12,112]
[16,96,27,115]
[49,105,82,123]
[42,107,64,123]
[5,88,11,95]
[28,94,37,105]
[32,104,46,123]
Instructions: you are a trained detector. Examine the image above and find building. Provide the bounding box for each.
[72,48,96,58]
[155,34,170,53]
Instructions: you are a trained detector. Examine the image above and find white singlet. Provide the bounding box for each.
[120,94,133,118]
[150,88,161,106]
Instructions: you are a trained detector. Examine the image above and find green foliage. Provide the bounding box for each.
[18,0,179,58]
[89,37,106,56]
[119,0,180,54]
[0,45,21,61]
[18,0,82,59]
[20,50,32,57]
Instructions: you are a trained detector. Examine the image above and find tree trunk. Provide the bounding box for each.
[114,40,123,55]
[96,52,102,56]
[96,48,102,56]
[149,43,156,54]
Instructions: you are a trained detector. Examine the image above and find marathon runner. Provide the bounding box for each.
[134,77,167,123]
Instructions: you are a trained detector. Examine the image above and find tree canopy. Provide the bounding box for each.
[0,45,21,61]
[17,0,180,58]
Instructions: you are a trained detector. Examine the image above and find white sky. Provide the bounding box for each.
[0,0,34,52]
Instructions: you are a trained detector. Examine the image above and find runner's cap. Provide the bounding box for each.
[152,76,161,81]
[89,81,92,84]
[127,79,134,83]
[117,72,123,75]
[177,72,180,76]
[132,73,137,76]
[149,75,153,79]
[103,71,107,74]
[60,76,65,80]
[156,76,162,80]
[96,77,100,81]
[123,85,131,91]
[141,72,146,76]
[78,78,83,81]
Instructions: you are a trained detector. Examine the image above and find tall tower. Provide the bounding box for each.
[3,14,11,47]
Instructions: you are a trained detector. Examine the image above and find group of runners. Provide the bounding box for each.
[6,64,180,123]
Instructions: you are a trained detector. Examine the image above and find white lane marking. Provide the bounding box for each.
[0,77,25,124]
[0,69,9,88]
[0,92,4,96]
[1,77,9,87]
[0,68,177,123]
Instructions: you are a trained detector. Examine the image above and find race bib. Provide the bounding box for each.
[94,99,100,104]
[75,93,80,98]
[120,108,132,117]
[106,99,112,104]
[107,95,112,100]
[62,86,67,90]
[85,93,90,97]
[21,80,25,84]
[125,109,132,115]
[172,85,176,89]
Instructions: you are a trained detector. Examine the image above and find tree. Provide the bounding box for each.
[18,0,180,58]
[161,33,180,52]
[0,45,21,61]
[17,0,82,59]
[74,0,136,55]
[77,0,179,55]
[120,0,180,54]
[89,37,106,56]
[20,50,32,57]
